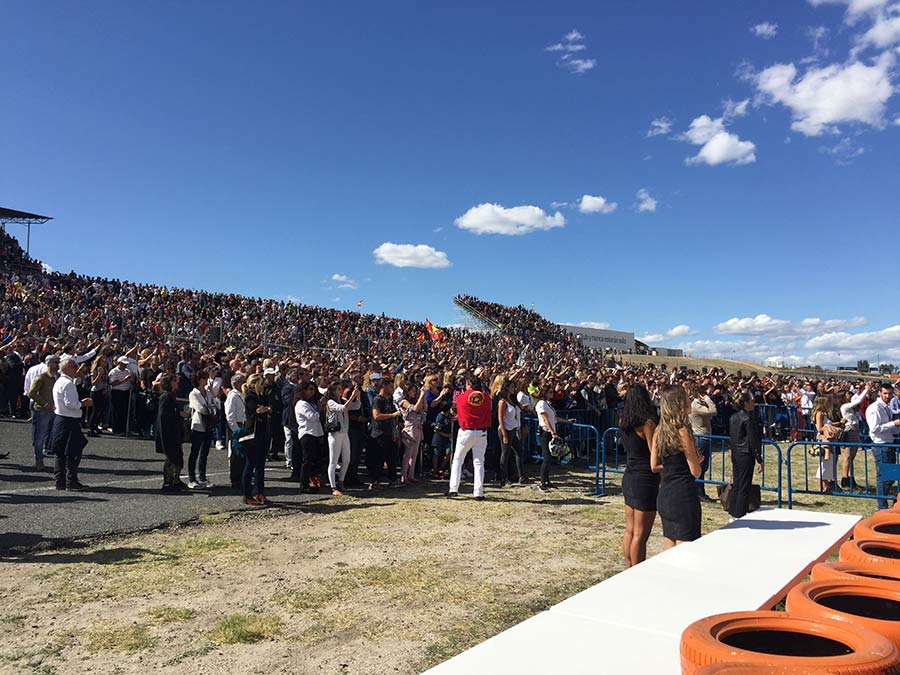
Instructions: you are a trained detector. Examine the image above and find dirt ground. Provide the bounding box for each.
[0,463,870,675]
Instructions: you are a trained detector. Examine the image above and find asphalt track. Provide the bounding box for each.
[0,417,330,555]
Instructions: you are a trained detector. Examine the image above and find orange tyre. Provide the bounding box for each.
[694,665,827,674]
[786,579,900,649]
[855,512,900,543]
[680,611,899,674]
[841,538,900,567]
[812,561,900,585]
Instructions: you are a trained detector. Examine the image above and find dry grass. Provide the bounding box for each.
[0,464,869,675]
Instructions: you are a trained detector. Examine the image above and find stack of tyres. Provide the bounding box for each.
[679,611,900,674]
[812,560,900,585]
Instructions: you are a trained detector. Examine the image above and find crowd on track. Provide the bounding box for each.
[1,241,899,552]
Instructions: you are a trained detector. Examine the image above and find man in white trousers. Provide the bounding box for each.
[446,374,491,500]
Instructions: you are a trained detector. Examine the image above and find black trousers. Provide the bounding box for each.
[346,422,366,484]
[268,415,285,457]
[51,416,87,487]
[499,431,526,484]
[539,429,553,486]
[369,434,399,484]
[296,433,323,488]
[729,452,756,518]
[110,389,130,434]
[229,444,244,489]
[90,390,107,432]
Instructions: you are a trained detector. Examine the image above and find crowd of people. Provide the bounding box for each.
[1,249,900,552]
[0,229,41,274]
[454,294,570,340]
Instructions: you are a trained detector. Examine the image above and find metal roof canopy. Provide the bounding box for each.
[0,207,53,255]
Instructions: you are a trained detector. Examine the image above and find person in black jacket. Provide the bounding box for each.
[281,368,299,471]
[728,393,763,518]
[242,373,271,505]
[155,375,188,492]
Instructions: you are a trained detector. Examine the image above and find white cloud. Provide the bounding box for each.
[895,115,900,125]
[372,243,451,269]
[331,273,358,289]
[432,226,443,233]
[686,130,757,166]
[546,29,596,75]
[858,13,900,49]
[646,117,673,137]
[578,194,617,214]
[679,102,757,166]
[573,321,611,330]
[668,324,692,337]
[808,0,890,22]
[41,262,54,274]
[455,203,566,235]
[638,333,666,344]
[550,200,572,209]
[714,314,866,336]
[804,324,900,350]
[751,22,779,39]
[820,136,866,163]
[755,52,896,136]
[636,188,657,212]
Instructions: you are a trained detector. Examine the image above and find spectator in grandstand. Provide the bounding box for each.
[187,369,215,489]
[27,354,60,470]
[865,383,900,510]
[49,356,92,490]
[398,382,426,485]
[619,383,659,566]
[108,356,134,435]
[651,385,702,548]
[688,385,717,503]
[224,372,247,490]
[497,379,525,487]
[156,374,188,492]
[242,373,270,505]
[728,393,763,519]
[325,381,360,496]
[294,380,325,493]
[370,376,401,488]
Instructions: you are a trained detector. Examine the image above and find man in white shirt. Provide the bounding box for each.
[865,383,900,510]
[49,357,93,491]
[108,356,134,435]
[224,372,247,490]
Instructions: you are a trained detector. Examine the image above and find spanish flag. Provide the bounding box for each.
[425,318,443,342]
[416,332,426,343]
[357,300,364,308]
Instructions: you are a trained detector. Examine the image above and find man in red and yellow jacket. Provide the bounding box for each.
[447,374,491,500]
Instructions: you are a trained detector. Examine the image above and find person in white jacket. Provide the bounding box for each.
[187,369,215,489]
[224,372,247,490]
[325,381,361,496]
[865,383,900,510]
[839,384,868,491]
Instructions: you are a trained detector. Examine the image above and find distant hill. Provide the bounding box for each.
[617,354,779,376]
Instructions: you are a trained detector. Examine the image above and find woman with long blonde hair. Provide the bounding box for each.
[651,385,702,548]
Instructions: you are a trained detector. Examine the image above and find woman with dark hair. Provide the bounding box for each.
[651,385,703,548]
[728,392,763,518]
[398,381,426,485]
[294,381,325,494]
[325,380,361,496]
[619,383,660,566]
[497,379,526,487]
[242,373,270,505]
[155,374,188,492]
[535,384,575,493]
[187,369,215,489]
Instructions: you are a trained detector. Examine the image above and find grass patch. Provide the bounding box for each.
[208,613,282,645]
[162,643,215,666]
[143,606,195,625]
[199,512,230,525]
[86,622,158,653]
[0,613,26,626]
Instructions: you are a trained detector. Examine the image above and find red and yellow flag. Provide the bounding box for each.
[425,318,443,342]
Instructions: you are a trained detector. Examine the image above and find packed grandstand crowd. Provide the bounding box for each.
[1,233,898,500]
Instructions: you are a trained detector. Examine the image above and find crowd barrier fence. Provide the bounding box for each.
[784,439,900,509]
[597,427,783,507]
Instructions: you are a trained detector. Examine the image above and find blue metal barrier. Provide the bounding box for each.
[599,426,783,507]
[694,434,783,508]
[785,440,900,509]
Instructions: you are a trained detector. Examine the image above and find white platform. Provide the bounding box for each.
[422,508,859,675]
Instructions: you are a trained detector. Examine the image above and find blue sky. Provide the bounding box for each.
[3,0,900,367]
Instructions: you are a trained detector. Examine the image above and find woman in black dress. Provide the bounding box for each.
[155,375,188,492]
[651,385,703,549]
[619,383,659,566]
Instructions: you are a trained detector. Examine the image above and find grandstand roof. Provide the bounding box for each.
[0,207,53,224]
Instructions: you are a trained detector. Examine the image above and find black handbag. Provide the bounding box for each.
[717,483,761,513]
[324,410,341,434]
